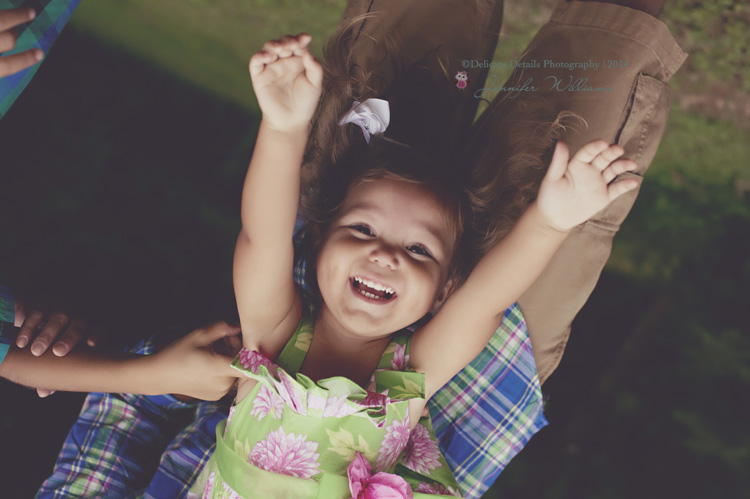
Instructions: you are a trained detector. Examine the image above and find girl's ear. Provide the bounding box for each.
[431,277,456,314]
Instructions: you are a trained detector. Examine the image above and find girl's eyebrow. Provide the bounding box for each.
[343,203,450,252]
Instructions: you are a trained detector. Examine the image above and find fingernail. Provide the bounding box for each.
[28,9,36,20]
[53,343,69,356]
[31,342,45,356]
[34,50,44,61]
[17,337,28,348]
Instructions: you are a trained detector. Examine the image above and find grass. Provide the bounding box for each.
[69,0,348,111]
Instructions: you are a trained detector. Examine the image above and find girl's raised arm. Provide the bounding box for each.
[233,34,323,349]
[412,141,639,399]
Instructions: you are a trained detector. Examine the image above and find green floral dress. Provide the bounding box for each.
[188,309,462,498]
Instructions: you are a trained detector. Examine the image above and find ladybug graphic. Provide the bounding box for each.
[453,71,470,89]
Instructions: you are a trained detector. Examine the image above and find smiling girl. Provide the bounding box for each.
[186,32,639,499]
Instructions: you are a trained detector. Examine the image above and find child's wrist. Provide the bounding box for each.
[260,116,311,135]
[528,201,573,235]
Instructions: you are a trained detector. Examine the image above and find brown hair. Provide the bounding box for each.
[463,95,586,267]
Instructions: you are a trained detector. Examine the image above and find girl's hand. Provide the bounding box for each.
[537,140,639,232]
[249,33,323,132]
[147,322,242,401]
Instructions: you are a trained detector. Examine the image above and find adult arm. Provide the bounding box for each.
[0,321,241,400]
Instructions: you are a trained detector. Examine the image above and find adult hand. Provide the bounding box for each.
[14,301,99,397]
[148,321,243,401]
[0,7,44,78]
[14,303,98,356]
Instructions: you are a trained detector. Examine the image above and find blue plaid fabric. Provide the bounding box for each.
[34,337,228,499]
[0,0,81,119]
[0,285,15,365]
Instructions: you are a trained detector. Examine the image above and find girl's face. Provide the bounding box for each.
[316,177,457,338]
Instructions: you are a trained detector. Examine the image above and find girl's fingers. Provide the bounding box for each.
[590,144,625,172]
[602,158,638,184]
[262,34,310,58]
[302,51,323,87]
[571,140,610,165]
[0,7,35,32]
[262,39,280,53]
[249,51,276,77]
[293,33,312,54]
[276,35,298,57]
[544,141,570,182]
[607,177,639,201]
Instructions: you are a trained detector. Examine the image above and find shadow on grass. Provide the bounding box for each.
[0,25,256,498]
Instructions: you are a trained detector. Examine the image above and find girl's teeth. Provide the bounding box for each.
[353,277,395,295]
[359,289,380,299]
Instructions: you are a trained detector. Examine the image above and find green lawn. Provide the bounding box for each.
[69,0,348,111]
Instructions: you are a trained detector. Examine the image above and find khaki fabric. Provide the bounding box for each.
[487,1,688,384]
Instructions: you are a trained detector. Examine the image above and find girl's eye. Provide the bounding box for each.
[350,224,373,236]
[407,244,432,258]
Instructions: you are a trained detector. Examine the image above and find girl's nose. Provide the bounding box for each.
[369,244,399,269]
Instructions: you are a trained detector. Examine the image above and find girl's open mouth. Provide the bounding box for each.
[350,276,397,302]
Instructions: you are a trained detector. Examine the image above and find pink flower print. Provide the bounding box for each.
[348,452,414,499]
[250,385,285,420]
[222,481,243,499]
[307,392,326,412]
[416,482,460,496]
[324,394,359,418]
[391,343,410,371]
[274,371,305,414]
[248,425,321,479]
[402,424,442,475]
[358,390,390,409]
[376,416,410,471]
[225,406,236,435]
[237,348,277,376]
[308,392,358,417]
[201,471,215,499]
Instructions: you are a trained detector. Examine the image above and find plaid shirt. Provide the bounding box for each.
[0,4,547,496]
[0,0,81,119]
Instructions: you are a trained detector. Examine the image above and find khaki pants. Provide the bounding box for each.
[335,0,687,385]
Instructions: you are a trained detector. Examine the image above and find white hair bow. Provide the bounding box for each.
[337,98,390,143]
